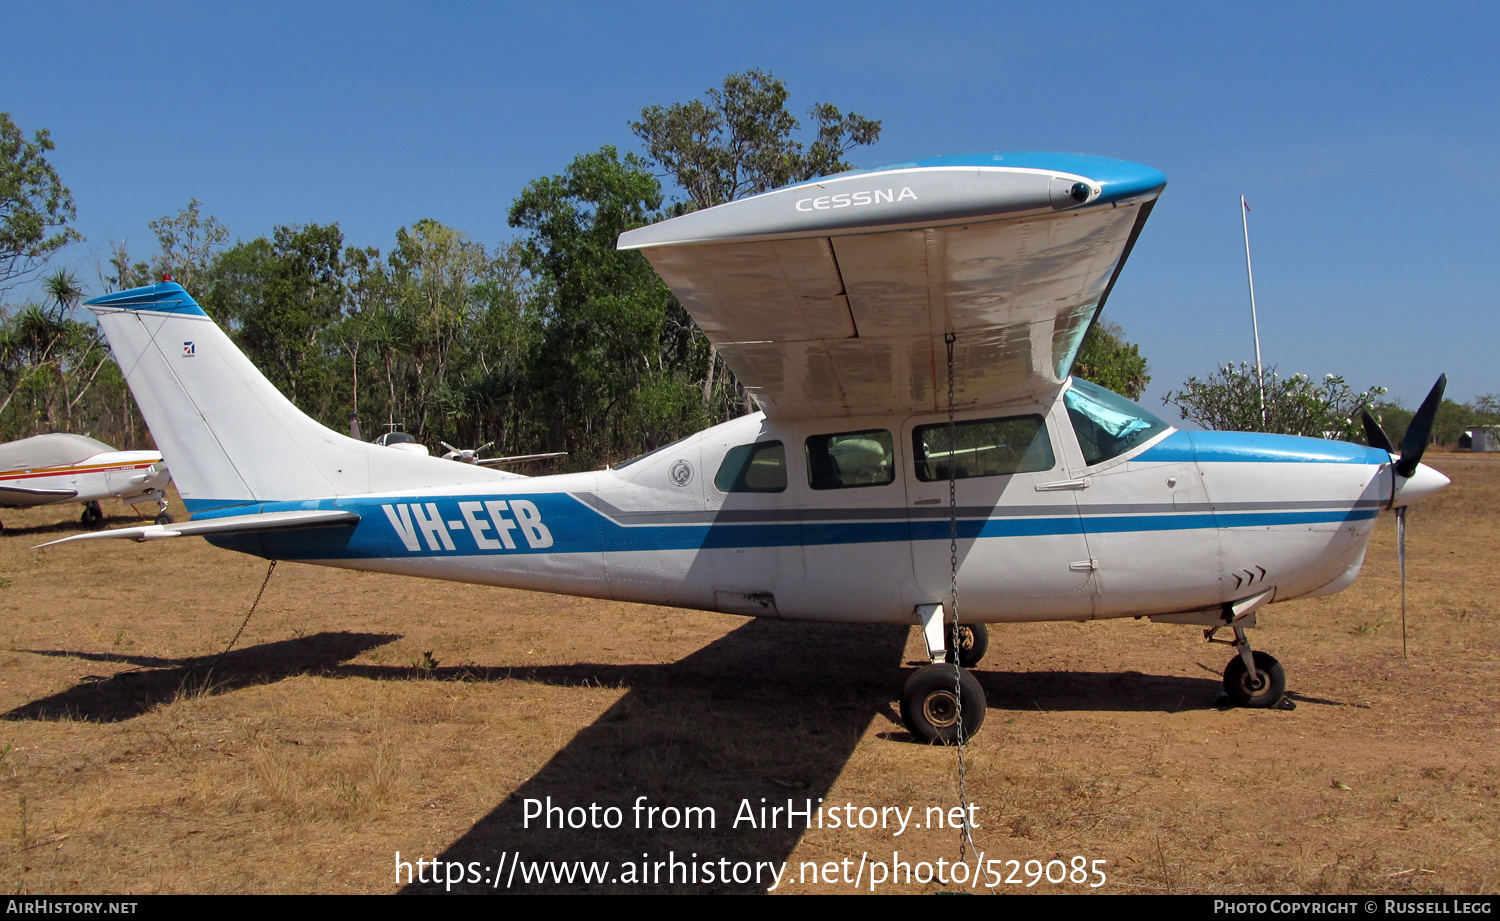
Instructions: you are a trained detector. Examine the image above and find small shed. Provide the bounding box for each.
[1461,426,1500,452]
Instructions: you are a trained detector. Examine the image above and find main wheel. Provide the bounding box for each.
[1223,651,1286,708]
[901,664,986,743]
[80,502,104,527]
[947,623,989,668]
[155,513,173,525]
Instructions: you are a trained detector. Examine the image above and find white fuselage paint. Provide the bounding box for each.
[0,451,170,509]
[244,403,1390,627]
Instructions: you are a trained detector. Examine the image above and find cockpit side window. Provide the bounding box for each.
[912,415,1054,481]
[714,441,787,493]
[805,430,895,489]
[1064,378,1170,466]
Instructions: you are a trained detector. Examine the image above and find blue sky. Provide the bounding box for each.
[5,1,1496,414]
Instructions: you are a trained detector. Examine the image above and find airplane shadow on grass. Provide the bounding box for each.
[9,620,1267,892]
[5,632,402,723]
[390,621,1243,894]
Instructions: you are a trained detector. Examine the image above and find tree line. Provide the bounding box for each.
[26,73,1421,469]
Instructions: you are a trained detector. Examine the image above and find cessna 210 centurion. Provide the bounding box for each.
[41,153,1450,741]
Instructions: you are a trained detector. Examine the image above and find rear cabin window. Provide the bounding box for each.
[1064,378,1170,466]
[912,415,1054,481]
[714,441,787,493]
[806,430,895,489]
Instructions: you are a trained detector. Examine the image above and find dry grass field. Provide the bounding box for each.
[0,453,1494,894]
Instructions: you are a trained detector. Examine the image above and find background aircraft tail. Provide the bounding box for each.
[86,282,504,513]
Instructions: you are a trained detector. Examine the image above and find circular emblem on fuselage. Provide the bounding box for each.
[669,459,694,487]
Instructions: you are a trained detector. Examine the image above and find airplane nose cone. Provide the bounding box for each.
[1392,462,1450,508]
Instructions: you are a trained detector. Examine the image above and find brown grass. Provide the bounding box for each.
[0,453,1494,894]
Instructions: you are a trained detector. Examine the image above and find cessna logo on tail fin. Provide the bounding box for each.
[381,500,553,553]
[795,187,918,212]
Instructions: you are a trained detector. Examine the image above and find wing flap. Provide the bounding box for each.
[33,509,359,548]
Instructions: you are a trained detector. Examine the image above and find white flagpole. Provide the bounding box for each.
[1241,195,1266,426]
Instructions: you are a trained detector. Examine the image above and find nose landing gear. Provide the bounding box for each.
[1209,622,1288,709]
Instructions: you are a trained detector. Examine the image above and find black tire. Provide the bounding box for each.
[80,502,103,528]
[155,513,173,525]
[1223,651,1286,708]
[947,623,989,668]
[901,664,987,743]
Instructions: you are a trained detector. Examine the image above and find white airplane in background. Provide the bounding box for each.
[39,153,1450,742]
[0,433,171,530]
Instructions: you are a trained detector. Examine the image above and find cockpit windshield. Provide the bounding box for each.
[1064,378,1170,466]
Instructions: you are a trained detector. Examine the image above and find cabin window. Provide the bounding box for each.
[1064,378,1170,466]
[912,415,1054,481]
[805,430,895,489]
[714,441,787,493]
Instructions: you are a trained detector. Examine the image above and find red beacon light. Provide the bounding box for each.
[162,273,172,282]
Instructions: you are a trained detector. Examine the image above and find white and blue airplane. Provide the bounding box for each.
[39,153,1450,742]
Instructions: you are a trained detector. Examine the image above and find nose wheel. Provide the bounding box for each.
[1223,650,1285,707]
[1209,623,1288,708]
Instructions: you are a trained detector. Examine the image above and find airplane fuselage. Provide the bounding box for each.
[198,384,1391,626]
[0,450,170,509]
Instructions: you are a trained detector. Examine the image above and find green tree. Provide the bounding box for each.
[386,219,495,437]
[0,269,115,438]
[0,113,82,292]
[205,224,346,413]
[148,199,229,292]
[632,71,881,419]
[509,146,704,467]
[1072,320,1150,400]
[632,70,882,210]
[1162,363,1385,441]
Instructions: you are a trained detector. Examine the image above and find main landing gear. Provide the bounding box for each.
[80,501,104,528]
[900,605,988,743]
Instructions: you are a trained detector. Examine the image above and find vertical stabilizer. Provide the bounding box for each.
[86,283,505,512]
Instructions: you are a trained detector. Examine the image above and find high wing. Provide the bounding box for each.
[618,153,1165,419]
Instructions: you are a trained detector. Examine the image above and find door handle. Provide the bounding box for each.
[1036,477,1090,491]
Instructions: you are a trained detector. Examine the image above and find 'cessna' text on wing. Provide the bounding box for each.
[795,187,918,212]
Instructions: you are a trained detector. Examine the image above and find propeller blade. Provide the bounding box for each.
[1361,409,1394,453]
[1397,505,1408,660]
[1395,374,1447,478]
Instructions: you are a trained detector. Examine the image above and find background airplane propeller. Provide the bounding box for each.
[1360,374,1447,659]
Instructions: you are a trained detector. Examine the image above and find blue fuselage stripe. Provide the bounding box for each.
[204,491,1375,561]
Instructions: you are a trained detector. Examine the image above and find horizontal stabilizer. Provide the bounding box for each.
[33,509,359,549]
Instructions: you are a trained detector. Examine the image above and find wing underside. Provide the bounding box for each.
[0,484,79,507]
[619,154,1164,419]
